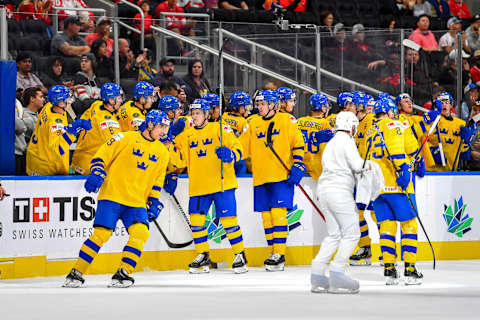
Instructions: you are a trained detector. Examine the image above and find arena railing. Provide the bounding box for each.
[0,7,7,60]
[117,0,144,51]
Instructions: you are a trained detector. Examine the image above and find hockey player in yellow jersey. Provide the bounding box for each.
[326,92,357,130]
[118,81,155,131]
[365,99,424,285]
[63,110,171,288]
[203,93,221,122]
[277,87,296,113]
[240,90,305,271]
[297,93,333,180]
[159,95,193,140]
[71,83,123,175]
[172,98,248,274]
[26,85,92,176]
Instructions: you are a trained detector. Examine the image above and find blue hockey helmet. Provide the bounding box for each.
[434,92,454,112]
[277,87,296,101]
[202,93,220,107]
[255,90,279,104]
[395,93,413,106]
[309,93,329,111]
[100,83,122,102]
[374,99,391,115]
[48,85,71,106]
[159,95,181,113]
[377,92,392,101]
[229,91,251,109]
[386,98,398,115]
[139,109,170,131]
[190,98,211,112]
[133,81,155,100]
[337,92,353,108]
[352,91,366,106]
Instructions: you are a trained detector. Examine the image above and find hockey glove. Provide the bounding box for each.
[147,197,164,221]
[164,173,178,195]
[312,129,334,146]
[168,118,186,138]
[64,119,92,136]
[396,163,411,190]
[234,159,247,174]
[84,168,106,193]
[215,146,235,163]
[460,125,474,143]
[415,156,426,178]
[287,162,306,186]
[422,110,440,125]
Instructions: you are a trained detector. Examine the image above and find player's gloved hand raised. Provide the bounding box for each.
[216,146,235,163]
[147,197,164,221]
[423,110,440,125]
[415,156,426,178]
[396,163,411,190]
[64,119,92,136]
[460,125,474,143]
[164,173,178,195]
[168,118,186,138]
[84,168,106,193]
[312,129,334,146]
[287,162,306,186]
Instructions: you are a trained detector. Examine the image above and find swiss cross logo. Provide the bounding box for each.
[32,198,49,222]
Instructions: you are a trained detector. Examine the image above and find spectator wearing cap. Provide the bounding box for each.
[448,0,471,19]
[91,39,114,82]
[17,0,52,26]
[439,17,463,53]
[183,59,212,101]
[438,49,471,98]
[137,48,158,82]
[72,53,100,116]
[427,0,450,18]
[134,0,154,38]
[51,15,91,57]
[85,16,113,58]
[463,15,480,54]
[461,84,478,121]
[408,14,439,51]
[152,58,192,96]
[466,101,480,170]
[22,87,44,144]
[16,52,47,94]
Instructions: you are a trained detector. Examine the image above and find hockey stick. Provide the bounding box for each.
[266,122,325,221]
[218,27,229,192]
[373,122,436,269]
[408,114,441,168]
[436,126,447,167]
[152,219,193,249]
[171,194,191,227]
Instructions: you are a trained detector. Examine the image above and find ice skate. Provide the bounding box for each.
[384,263,400,285]
[264,254,285,272]
[349,246,372,266]
[189,252,211,274]
[404,263,423,285]
[62,268,85,288]
[109,268,134,288]
[311,273,329,293]
[328,271,360,294]
[232,251,248,274]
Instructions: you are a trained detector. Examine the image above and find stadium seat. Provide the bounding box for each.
[7,18,22,36]
[357,2,379,28]
[63,57,81,75]
[21,19,49,38]
[336,1,360,26]
[16,36,41,53]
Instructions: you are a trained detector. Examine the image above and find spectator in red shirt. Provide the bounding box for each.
[408,14,439,51]
[134,0,154,38]
[85,16,113,58]
[17,0,52,26]
[470,50,480,85]
[448,0,471,19]
[263,0,306,12]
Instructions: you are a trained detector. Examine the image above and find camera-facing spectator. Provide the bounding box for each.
[134,0,154,38]
[72,53,100,116]
[91,39,114,81]
[17,0,52,26]
[137,49,158,82]
[118,38,139,79]
[40,56,66,88]
[22,87,44,143]
[152,58,192,96]
[461,84,479,121]
[51,15,91,57]
[448,0,471,19]
[408,14,439,51]
[183,59,212,101]
[16,52,47,94]
[319,10,334,32]
[85,16,113,58]
[469,50,480,85]
[463,15,480,54]
[427,0,450,18]
[439,17,462,53]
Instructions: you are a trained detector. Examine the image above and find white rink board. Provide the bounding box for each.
[0,174,479,259]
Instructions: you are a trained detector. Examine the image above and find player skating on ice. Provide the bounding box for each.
[310,111,366,294]
[173,99,248,274]
[63,110,171,288]
[239,90,305,271]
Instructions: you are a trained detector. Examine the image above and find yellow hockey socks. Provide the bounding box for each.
[401,218,418,264]
[379,220,397,265]
[271,207,288,255]
[357,210,372,248]
[220,216,244,254]
[261,211,274,250]
[190,213,209,253]
[73,227,112,274]
[119,223,149,274]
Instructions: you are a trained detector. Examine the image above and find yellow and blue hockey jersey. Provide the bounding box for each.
[118,100,146,131]
[26,103,76,175]
[92,131,170,207]
[356,113,375,158]
[174,122,243,197]
[222,112,247,137]
[296,116,327,180]
[325,113,337,130]
[240,112,305,186]
[71,103,121,175]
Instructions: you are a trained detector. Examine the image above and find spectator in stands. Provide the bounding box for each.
[427,0,451,18]
[159,80,188,108]
[448,0,472,19]
[263,0,306,12]
[470,50,480,85]
[51,15,91,57]
[152,58,192,96]
[177,0,205,8]
[16,52,47,94]
[85,16,113,58]
[439,17,462,53]
[346,24,383,67]
[413,0,433,16]
[219,0,248,10]
[72,53,100,115]
[463,15,480,54]
[22,87,44,143]
[52,0,94,27]
[91,39,114,82]
[118,38,139,79]
[319,10,334,30]
[134,0,154,38]
[461,84,478,121]
[408,14,439,51]
[438,49,471,98]
[466,101,480,170]
[17,0,52,26]
[182,59,212,101]
[15,96,27,175]
[396,0,416,16]
[39,56,66,88]
[137,48,158,82]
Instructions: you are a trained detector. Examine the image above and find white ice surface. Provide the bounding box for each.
[0,260,479,320]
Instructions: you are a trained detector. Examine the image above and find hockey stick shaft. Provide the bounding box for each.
[266,122,326,221]
[172,194,191,227]
[436,126,447,167]
[374,123,436,269]
[152,218,193,249]
[408,114,441,168]
[218,26,226,192]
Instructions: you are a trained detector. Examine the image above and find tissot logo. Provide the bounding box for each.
[33,198,49,222]
[13,198,31,222]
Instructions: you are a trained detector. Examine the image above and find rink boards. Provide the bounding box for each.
[0,173,479,279]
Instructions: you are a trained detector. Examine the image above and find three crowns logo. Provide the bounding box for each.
[443,196,473,238]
